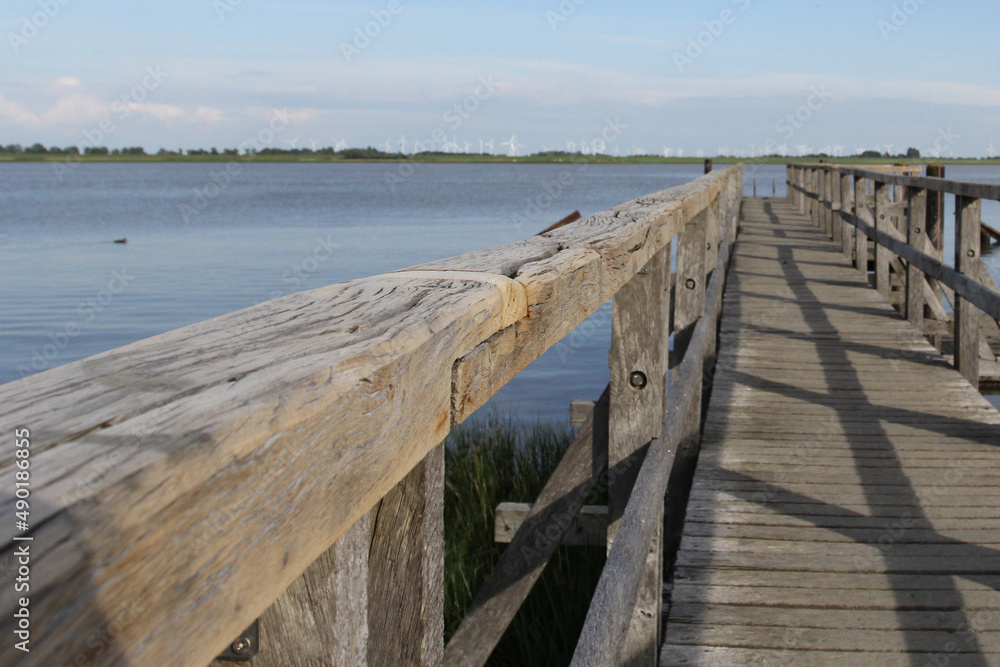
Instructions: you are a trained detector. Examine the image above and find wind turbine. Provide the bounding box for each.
[716,146,727,157]
[399,135,408,154]
[567,141,577,152]
[611,145,620,156]
[463,141,472,154]
[676,148,684,158]
[987,143,997,158]
[486,139,494,155]
[502,134,521,157]
[663,146,673,158]
[579,139,591,156]
[696,148,704,158]
[883,143,894,157]
[778,144,788,157]
[593,139,605,154]
[310,139,319,151]
[855,147,867,156]
[383,137,393,153]
[284,137,301,150]
[479,138,485,154]
[797,144,809,157]
[335,139,347,151]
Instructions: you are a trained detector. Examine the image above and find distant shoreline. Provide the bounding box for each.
[1,154,999,166]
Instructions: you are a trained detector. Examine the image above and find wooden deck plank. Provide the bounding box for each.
[664,197,1000,664]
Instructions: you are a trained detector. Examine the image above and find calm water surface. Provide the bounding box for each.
[1,162,997,419]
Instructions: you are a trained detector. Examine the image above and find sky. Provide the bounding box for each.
[2,0,999,157]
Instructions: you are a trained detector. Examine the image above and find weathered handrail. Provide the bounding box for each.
[0,167,743,665]
[788,163,1000,386]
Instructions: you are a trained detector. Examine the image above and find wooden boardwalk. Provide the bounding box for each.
[662,198,1000,665]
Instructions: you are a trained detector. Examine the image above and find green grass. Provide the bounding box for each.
[444,415,606,667]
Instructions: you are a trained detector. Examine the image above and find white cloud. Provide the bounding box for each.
[53,76,82,87]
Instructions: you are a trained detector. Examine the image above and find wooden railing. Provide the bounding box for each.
[0,166,743,666]
[787,164,1000,386]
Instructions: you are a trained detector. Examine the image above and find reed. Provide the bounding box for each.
[443,414,606,666]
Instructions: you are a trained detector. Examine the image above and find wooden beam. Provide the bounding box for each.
[855,177,869,276]
[955,196,983,385]
[874,181,892,300]
[840,171,853,261]
[368,444,444,666]
[906,189,927,329]
[608,243,670,665]
[210,512,372,667]
[494,503,607,547]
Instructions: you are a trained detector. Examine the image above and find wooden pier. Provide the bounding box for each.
[662,196,1000,665]
[1,163,999,666]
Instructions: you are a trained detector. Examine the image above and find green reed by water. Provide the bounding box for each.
[444,415,606,666]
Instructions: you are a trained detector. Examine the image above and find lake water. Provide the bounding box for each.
[1,162,998,421]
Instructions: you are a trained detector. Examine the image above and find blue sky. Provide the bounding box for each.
[2,0,999,156]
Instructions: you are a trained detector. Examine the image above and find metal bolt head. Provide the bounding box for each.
[914,227,922,234]
[968,249,976,258]
[685,278,696,290]
[629,371,647,389]
[231,638,253,657]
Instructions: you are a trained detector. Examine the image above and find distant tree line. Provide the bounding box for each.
[1,143,147,156]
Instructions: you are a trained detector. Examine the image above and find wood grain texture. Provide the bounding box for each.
[955,196,983,384]
[0,167,743,666]
[663,196,1000,666]
[608,246,669,665]
[209,512,372,667]
[874,181,892,300]
[368,444,444,667]
[906,188,927,328]
[854,177,869,276]
[493,503,607,547]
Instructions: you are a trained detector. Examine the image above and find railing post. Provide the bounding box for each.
[786,165,793,203]
[840,171,853,261]
[215,515,372,666]
[608,242,671,665]
[906,188,928,329]
[874,181,891,299]
[830,167,842,244]
[927,164,946,253]
[955,196,983,385]
[368,444,445,666]
[854,176,869,277]
[810,168,819,225]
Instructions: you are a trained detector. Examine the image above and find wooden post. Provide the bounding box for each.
[608,244,670,665]
[798,167,807,214]
[926,164,946,253]
[217,515,371,666]
[955,196,982,385]
[874,181,891,299]
[855,176,869,277]
[703,158,713,174]
[840,171,853,261]
[810,169,820,225]
[368,444,445,666]
[830,167,842,244]
[906,188,927,329]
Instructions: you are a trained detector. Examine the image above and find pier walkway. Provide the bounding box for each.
[662,198,1000,665]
